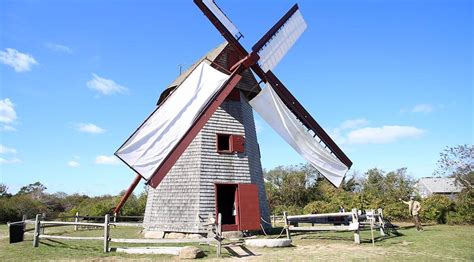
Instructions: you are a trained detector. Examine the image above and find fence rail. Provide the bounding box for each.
[24,212,224,257]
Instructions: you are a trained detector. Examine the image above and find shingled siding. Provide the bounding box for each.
[144,94,270,233]
[143,133,203,233]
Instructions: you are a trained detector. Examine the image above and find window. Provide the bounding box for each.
[216,134,245,153]
[217,134,231,152]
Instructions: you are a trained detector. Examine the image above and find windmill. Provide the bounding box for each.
[114,0,352,235]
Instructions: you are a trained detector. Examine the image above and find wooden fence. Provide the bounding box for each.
[23,213,223,256]
[284,208,386,245]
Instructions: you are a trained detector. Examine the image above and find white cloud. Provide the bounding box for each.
[411,104,434,113]
[75,123,105,134]
[95,155,119,165]
[1,125,17,132]
[0,144,17,154]
[340,118,369,130]
[87,73,128,95]
[0,98,17,123]
[0,157,22,164]
[0,48,38,72]
[346,125,425,144]
[67,160,80,167]
[45,42,73,54]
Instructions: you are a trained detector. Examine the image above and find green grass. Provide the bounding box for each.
[1,223,473,261]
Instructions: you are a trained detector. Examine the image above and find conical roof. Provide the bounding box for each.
[157,42,260,105]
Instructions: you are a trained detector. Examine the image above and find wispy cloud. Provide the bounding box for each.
[87,73,128,96]
[0,48,38,72]
[411,104,434,113]
[339,118,369,130]
[0,98,18,131]
[346,125,425,144]
[67,160,80,167]
[0,98,17,123]
[0,157,22,164]
[45,42,73,54]
[0,144,17,154]
[75,123,105,134]
[1,125,16,132]
[95,155,119,165]
[330,118,425,145]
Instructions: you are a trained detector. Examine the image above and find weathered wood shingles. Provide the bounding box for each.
[143,44,270,234]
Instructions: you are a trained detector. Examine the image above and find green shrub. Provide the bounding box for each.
[271,205,304,215]
[446,190,474,225]
[421,195,454,223]
[303,200,335,214]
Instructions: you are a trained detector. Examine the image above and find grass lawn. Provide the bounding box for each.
[0,223,473,261]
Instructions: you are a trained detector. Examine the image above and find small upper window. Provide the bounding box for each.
[217,134,231,152]
[216,134,245,153]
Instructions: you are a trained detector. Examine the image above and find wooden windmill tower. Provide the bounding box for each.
[114,0,353,235]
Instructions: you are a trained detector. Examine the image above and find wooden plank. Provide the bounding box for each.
[40,235,103,241]
[110,238,215,244]
[41,221,104,227]
[289,226,352,232]
[103,214,110,253]
[32,214,40,248]
[287,212,352,220]
[109,222,143,227]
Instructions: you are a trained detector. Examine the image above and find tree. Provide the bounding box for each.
[0,183,12,198]
[17,182,47,199]
[434,144,473,187]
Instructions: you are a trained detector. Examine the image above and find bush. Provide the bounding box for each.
[303,201,335,214]
[271,205,304,216]
[0,195,47,223]
[446,189,474,225]
[421,195,454,224]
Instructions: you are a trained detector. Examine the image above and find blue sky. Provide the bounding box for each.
[0,0,472,195]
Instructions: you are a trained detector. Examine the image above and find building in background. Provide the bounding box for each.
[416,177,464,199]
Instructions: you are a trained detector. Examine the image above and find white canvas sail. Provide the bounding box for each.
[116,62,230,180]
[249,84,348,187]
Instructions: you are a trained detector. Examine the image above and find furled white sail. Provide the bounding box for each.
[116,62,230,180]
[249,84,348,187]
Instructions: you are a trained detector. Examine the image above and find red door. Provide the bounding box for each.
[237,184,261,231]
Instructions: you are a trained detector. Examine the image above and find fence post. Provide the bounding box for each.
[352,208,360,244]
[22,214,27,221]
[74,212,79,231]
[33,214,41,247]
[103,214,110,253]
[283,211,291,240]
[377,208,386,236]
[40,213,46,234]
[216,213,222,258]
[272,214,275,227]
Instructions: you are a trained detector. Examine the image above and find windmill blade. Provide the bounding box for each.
[115,62,232,183]
[194,0,246,56]
[249,84,348,187]
[202,0,242,39]
[264,70,353,170]
[252,4,307,72]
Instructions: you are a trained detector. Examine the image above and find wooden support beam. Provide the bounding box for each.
[352,209,360,244]
[289,226,353,232]
[74,212,79,231]
[33,214,40,248]
[283,211,291,240]
[40,235,103,241]
[216,213,222,258]
[103,214,110,253]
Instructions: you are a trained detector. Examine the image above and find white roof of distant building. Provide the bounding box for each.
[417,177,464,194]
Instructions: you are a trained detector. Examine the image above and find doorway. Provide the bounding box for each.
[215,184,238,231]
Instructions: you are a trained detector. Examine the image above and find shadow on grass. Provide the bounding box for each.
[40,239,99,252]
[224,245,261,258]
